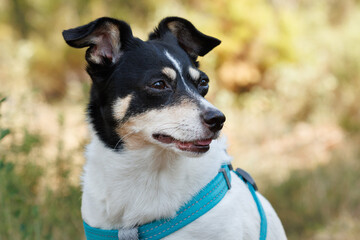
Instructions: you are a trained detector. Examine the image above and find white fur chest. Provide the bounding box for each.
[80,135,286,239]
[81,134,228,229]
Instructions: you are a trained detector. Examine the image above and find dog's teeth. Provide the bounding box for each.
[178,142,193,147]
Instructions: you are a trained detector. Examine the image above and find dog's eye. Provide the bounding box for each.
[199,78,209,87]
[198,76,209,96]
[151,80,168,90]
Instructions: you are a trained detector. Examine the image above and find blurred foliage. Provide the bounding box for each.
[1,0,360,239]
[0,98,10,141]
[0,158,83,239]
[265,150,360,240]
[0,97,83,240]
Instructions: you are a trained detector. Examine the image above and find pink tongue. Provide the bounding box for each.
[194,139,212,146]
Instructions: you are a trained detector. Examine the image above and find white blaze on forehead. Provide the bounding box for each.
[112,94,132,120]
[164,50,193,93]
[164,51,182,74]
[189,67,200,80]
[162,67,177,81]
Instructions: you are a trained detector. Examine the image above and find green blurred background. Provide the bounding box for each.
[1,0,360,239]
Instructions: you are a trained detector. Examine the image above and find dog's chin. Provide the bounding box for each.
[152,133,215,155]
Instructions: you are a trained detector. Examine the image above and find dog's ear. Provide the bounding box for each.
[62,17,133,65]
[149,17,221,60]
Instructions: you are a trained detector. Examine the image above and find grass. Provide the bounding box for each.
[265,148,360,239]
[0,159,83,240]
[0,97,84,240]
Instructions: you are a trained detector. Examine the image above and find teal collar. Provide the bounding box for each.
[83,164,267,240]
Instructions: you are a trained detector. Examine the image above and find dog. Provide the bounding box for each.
[63,17,287,240]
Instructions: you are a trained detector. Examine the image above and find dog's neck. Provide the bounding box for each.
[81,131,231,230]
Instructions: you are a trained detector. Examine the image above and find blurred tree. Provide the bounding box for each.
[11,0,31,38]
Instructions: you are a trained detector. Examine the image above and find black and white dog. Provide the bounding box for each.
[63,17,286,239]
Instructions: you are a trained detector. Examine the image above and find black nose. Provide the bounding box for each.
[202,109,226,132]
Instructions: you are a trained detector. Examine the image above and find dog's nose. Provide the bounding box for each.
[202,109,226,132]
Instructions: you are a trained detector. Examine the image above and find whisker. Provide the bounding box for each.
[113,128,144,150]
[153,123,189,133]
[113,139,123,150]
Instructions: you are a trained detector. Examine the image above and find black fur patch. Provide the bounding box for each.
[63,17,221,150]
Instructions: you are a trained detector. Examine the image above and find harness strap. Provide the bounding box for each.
[138,165,231,240]
[83,165,267,240]
[234,168,267,240]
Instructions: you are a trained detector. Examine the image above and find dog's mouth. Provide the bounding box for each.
[152,134,212,153]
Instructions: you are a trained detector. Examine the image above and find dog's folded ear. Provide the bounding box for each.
[62,17,133,65]
[149,17,221,60]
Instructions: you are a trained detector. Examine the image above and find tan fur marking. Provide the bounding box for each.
[112,95,132,121]
[162,67,177,81]
[117,99,199,150]
[189,67,200,80]
[118,123,150,150]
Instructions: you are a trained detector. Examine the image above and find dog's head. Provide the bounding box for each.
[63,17,225,156]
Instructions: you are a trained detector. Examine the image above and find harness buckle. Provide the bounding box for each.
[118,228,138,240]
[219,168,231,190]
[235,168,258,191]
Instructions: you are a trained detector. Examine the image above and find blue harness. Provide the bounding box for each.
[83,164,267,240]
